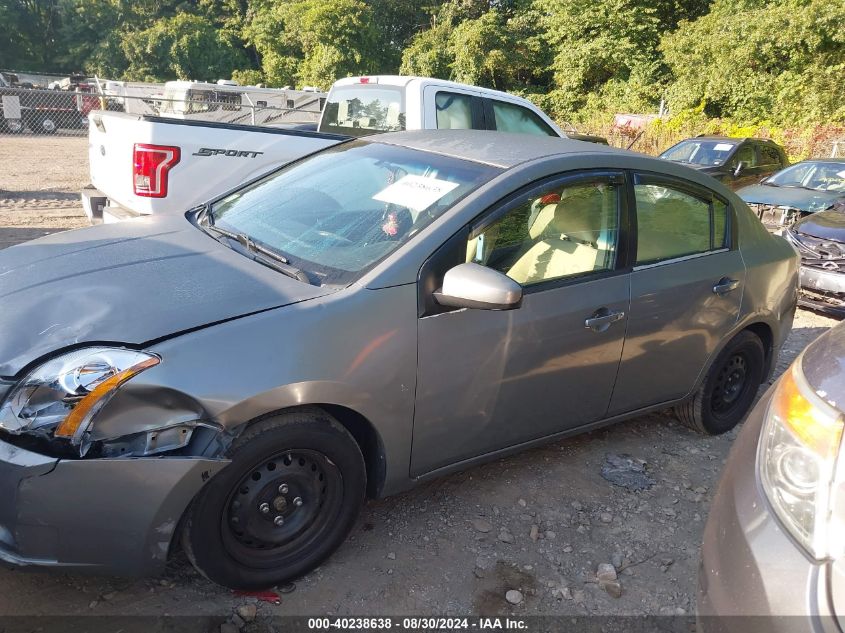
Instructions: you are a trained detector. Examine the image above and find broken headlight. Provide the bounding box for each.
[0,347,159,453]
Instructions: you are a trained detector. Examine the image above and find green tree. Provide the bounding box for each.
[122,13,249,82]
[662,0,845,124]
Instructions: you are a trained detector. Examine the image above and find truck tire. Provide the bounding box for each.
[675,330,765,435]
[182,408,366,590]
[32,114,58,134]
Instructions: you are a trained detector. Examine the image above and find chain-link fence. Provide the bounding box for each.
[0,84,326,136]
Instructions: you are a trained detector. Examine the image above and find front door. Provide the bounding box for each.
[411,172,631,477]
[608,174,745,415]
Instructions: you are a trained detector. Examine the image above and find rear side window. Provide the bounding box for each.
[320,85,405,137]
[635,184,728,265]
[435,91,474,129]
[760,145,782,166]
[732,144,757,167]
[491,100,556,136]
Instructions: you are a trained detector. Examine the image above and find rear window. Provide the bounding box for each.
[320,85,405,137]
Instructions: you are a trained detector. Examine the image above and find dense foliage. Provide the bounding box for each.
[0,0,842,127]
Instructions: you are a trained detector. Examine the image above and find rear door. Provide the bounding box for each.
[608,173,745,415]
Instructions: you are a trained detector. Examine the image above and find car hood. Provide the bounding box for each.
[0,215,334,376]
[738,184,842,213]
[792,209,845,241]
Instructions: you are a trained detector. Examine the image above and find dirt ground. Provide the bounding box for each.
[0,136,839,623]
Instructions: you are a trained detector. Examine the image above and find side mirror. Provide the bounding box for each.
[733,161,747,178]
[433,262,522,311]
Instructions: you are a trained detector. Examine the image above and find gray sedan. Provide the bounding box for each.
[0,131,798,589]
[698,321,845,632]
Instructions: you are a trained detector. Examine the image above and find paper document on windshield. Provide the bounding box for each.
[713,143,734,151]
[373,175,460,212]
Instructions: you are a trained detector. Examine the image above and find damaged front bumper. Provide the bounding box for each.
[799,265,845,316]
[0,436,227,576]
[784,229,845,317]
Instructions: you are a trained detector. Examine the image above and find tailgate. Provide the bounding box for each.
[88,112,347,216]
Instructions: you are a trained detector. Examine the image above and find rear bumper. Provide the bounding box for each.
[798,265,845,317]
[80,187,143,225]
[697,387,842,632]
[0,436,227,577]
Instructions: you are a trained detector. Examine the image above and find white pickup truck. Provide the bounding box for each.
[83,75,606,223]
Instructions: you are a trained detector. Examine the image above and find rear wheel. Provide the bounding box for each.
[675,330,765,435]
[32,114,58,134]
[182,408,366,589]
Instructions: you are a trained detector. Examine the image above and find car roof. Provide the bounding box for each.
[794,157,845,164]
[691,135,779,144]
[370,130,625,168]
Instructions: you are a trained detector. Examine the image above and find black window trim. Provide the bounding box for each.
[630,170,735,270]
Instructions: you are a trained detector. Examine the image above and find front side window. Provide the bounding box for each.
[491,101,556,136]
[731,144,757,167]
[320,85,405,137]
[467,179,620,286]
[211,141,499,286]
[635,183,728,265]
[435,91,474,129]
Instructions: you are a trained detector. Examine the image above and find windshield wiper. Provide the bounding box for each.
[203,223,311,284]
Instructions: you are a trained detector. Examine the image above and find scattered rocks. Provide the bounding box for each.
[529,525,540,542]
[498,530,515,544]
[600,453,654,491]
[600,512,613,524]
[596,563,617,582]
[518,499,527,507]
[387,552,396,560]
[505,589,523,605]
[602,580,623,598]
[236,604,257,622]
[472,519,493,533]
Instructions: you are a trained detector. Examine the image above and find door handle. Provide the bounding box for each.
[713,277,740,295]
[585,308,625,332]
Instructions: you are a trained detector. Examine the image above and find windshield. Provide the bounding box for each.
[210,141,499,286]
[766,162,845,191]
[320,85,406,137]
[660,140,737,166]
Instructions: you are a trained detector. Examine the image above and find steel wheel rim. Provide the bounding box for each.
[711,353,749,416]
[221,449,343,568]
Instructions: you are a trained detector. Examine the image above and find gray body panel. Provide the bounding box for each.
[0,215,333,376]
[699,323,845,632]
[697,387,839,631]
[0,130,798,577]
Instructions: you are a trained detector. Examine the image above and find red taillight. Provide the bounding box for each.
[359,77,370,84]
[133,144,180,198]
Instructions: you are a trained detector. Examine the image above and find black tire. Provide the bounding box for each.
[182,408,366,590]
[31,114,58,134]
[675,330,765,435]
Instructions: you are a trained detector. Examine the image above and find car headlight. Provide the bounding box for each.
[0,347,159,453]
[759,355,844,559]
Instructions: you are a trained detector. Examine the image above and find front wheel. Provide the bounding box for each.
[675,330,765,435]
[182,409,366,589]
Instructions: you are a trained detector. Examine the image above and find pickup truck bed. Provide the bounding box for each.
[85,111,348,223]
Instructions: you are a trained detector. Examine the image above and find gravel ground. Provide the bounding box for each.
[0,136,839,624]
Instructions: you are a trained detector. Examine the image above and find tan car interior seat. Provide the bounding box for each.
[507,195,606,285]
